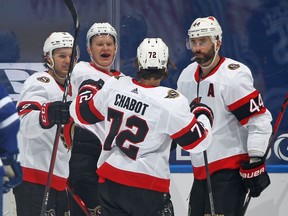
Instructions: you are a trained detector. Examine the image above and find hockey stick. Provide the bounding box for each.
[203,150,215,215]
[241,94,288,216]
[67,183,90,216]
[40,0,80,215]
[195,71,215,216]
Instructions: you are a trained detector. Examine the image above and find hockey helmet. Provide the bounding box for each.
[137,38,169,70]
[188,16,222,44]
[86,22,117,46]
[43,32,74,56]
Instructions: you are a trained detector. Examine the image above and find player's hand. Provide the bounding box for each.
[190,101,214,127]
[1,154,23,193]
[39,101,71,129]
[78,78,104,94]
[240,158,270,197]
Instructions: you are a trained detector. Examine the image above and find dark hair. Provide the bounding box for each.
[135,56,173,80]
[42,54,49,69]
[136,68,168,80]
[42,49,56,69]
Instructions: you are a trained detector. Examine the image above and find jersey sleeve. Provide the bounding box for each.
[225,67,267,125]
[70,80,107,125]
[225,65,273,157]
[166,96,212,153]
[246,109,272,157]
[16,79,49,139]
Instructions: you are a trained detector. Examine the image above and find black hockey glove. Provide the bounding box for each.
[39,101,71,129]
[1,154,23,193]
[78,78,104,95]
[190,101,214,127]
[240,158,270,197]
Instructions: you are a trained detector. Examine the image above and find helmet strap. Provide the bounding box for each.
[200,39,219,69]
[47,55,67,81]
[47,54,55,70]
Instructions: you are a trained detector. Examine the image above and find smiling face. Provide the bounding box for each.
[87,34,117,71]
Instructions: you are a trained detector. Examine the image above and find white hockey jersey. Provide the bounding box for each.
[70,76,212,192]
[177,57,272,180]
[70,61,122,143]
[17,71,73,191]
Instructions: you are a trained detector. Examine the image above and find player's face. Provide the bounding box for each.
[190,36,215,66]
[88,34,117,69]
[50,47,73,80]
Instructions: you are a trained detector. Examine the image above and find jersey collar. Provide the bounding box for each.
[132,78,156,88]
[90,62,121,76]
[194,57,225,81]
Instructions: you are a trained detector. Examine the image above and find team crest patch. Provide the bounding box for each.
[37,76,50,83]
[228,64,240,70]
[165,89,179,99]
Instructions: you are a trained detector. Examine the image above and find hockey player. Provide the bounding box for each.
[70,38,214,216]
[177,16,272,215]
[13,32,76,216]
[0,84,22,214]
[68,22,121,216]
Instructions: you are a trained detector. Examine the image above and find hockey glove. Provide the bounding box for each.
[1,154,23,193]
[39,101,71,129]
[78,78,104,95]
[240,158,270,197]
[190,101,214,127]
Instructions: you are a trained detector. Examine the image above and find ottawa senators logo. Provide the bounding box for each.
[228,64,240,70]
[165,89,179,99]
[37,76,50,83]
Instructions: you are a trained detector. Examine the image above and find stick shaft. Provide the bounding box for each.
[204,150,215,216]
[67,184,90,216]
[40,0,80,215]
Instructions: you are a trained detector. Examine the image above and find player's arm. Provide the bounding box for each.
[17,84,72,139]
[227,69,272,157]
[70,79,105,125]
[0,86,22,193]
[169,98,213,154]
[227,70,272,197]
[239,110,272,198]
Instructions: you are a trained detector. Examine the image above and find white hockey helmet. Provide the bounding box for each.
[86,22,117,46]
[188,16,222,44]
[137,38,169,70]
[43,32,74,56]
